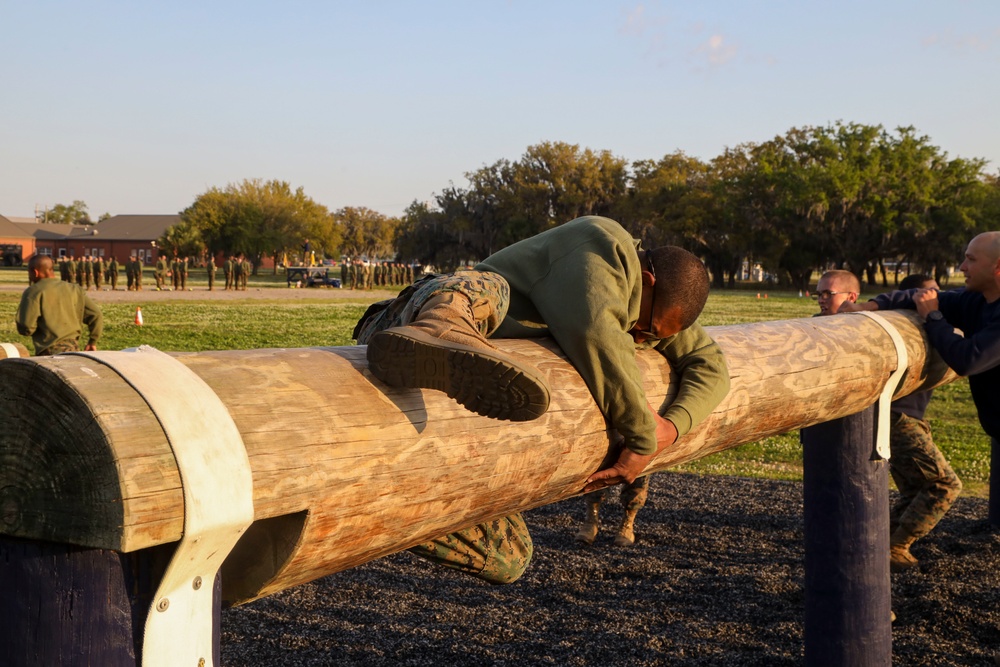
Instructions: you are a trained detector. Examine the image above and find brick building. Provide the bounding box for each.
[0,214,179,265]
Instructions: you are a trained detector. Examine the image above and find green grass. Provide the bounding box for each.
[0,287,989,497]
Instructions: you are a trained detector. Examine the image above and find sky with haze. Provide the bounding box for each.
[2,1,998,219]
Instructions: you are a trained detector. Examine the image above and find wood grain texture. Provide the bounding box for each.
[0,310,955,604]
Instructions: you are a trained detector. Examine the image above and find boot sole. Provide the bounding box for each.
[366,327,550,422]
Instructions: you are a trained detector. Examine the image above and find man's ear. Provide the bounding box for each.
[641,267,656,288]
[849,292,858,303]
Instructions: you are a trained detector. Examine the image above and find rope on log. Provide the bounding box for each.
[0,310,955,605]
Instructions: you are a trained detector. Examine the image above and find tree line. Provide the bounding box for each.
[397,123,999,289]
[54,121,999,286]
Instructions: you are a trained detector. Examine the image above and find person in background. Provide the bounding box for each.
[817,269,963,571]
[15,255,102,356]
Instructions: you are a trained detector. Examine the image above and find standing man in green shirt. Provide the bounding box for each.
[155,254,169,290]
[108,256,119,290]
[207,255,217,291]
[356,215,730,583]
[133,257,144,290]
[16,255,103,356]
[224,255,235,290]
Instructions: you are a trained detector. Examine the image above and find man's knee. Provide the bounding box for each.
[479,514,533,584]
[407,513,533,585]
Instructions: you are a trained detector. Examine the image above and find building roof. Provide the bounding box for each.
[93,214,180,241]
[0,215,33,239]
[12,221,94,240]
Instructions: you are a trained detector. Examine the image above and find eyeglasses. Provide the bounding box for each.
[635,253,657,337]
[814,290,849,300]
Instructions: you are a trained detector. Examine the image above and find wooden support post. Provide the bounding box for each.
[0,537,221,666]
[801,406,891,667]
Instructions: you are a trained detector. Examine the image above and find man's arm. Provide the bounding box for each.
[82,294,103,351]
[841,288,1000,376]
[926,290,1000,376]
[583,324,730,491]
[15,291,39,337]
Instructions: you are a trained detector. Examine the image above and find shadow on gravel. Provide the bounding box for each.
[222,473,999,666]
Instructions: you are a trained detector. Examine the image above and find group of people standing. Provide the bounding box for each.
[341,259,415,290]
[222,254,251,291]
[55,254,147,291]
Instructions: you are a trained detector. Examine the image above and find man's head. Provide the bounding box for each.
[960,232,1000,301]
[27,255,55,284]
[816,270,860,316]
[899,273,938,292]
[634,246,710,341]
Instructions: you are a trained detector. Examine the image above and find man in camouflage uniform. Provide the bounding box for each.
[816,270,962,572]
[133,257,144,290]
[108,256,119,290]
[207,255,216,290]
[125,257,136,291]
[233,255,244,290]
[15,255,103,356]
[81,254,92,290]
[155,254,169,290]
[355,216,729,583]
[93,256,103,290]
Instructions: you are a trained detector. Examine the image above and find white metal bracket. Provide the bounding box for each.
[71,346,254,667]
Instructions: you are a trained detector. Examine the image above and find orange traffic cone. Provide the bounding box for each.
[135,307,143,326]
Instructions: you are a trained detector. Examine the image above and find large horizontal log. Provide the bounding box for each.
[0,310,954,605]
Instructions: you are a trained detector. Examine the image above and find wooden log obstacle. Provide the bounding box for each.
[0,311,958,665]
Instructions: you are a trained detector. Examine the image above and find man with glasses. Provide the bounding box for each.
[356,215,730,582]
[815,269,962,571]
[815,269,860,316]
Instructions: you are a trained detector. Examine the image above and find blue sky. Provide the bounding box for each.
[2,1,998,219]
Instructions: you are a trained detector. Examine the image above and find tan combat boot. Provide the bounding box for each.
[366,292,550,422]
[575,497,602,545]
[614,508,639,547]
[889,534,919,573]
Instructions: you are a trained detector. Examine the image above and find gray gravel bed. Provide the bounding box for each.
[221,473,1000,666]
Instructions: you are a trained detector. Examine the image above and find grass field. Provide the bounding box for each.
[0,281,990,497]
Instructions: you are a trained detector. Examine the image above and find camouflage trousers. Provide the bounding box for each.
[355,271,532,584]
[889,412,962,545]
[583,475,650,515]
[37,339,80,356]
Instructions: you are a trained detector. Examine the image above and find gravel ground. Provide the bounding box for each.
[220,473,1000,666]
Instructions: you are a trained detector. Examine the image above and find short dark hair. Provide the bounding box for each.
[647,246,710,330]
[899,273,934,291]
[28,254,53,274]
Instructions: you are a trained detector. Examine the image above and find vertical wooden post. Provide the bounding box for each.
[801,406,892,667]
[0,537,221,666]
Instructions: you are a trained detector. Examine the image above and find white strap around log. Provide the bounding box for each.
[70,346,254,667]
[0,343,22,358]
[854,312,909,460]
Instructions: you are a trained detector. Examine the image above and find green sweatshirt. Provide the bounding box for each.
[477,216,730,456]
[15,278,103,354]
